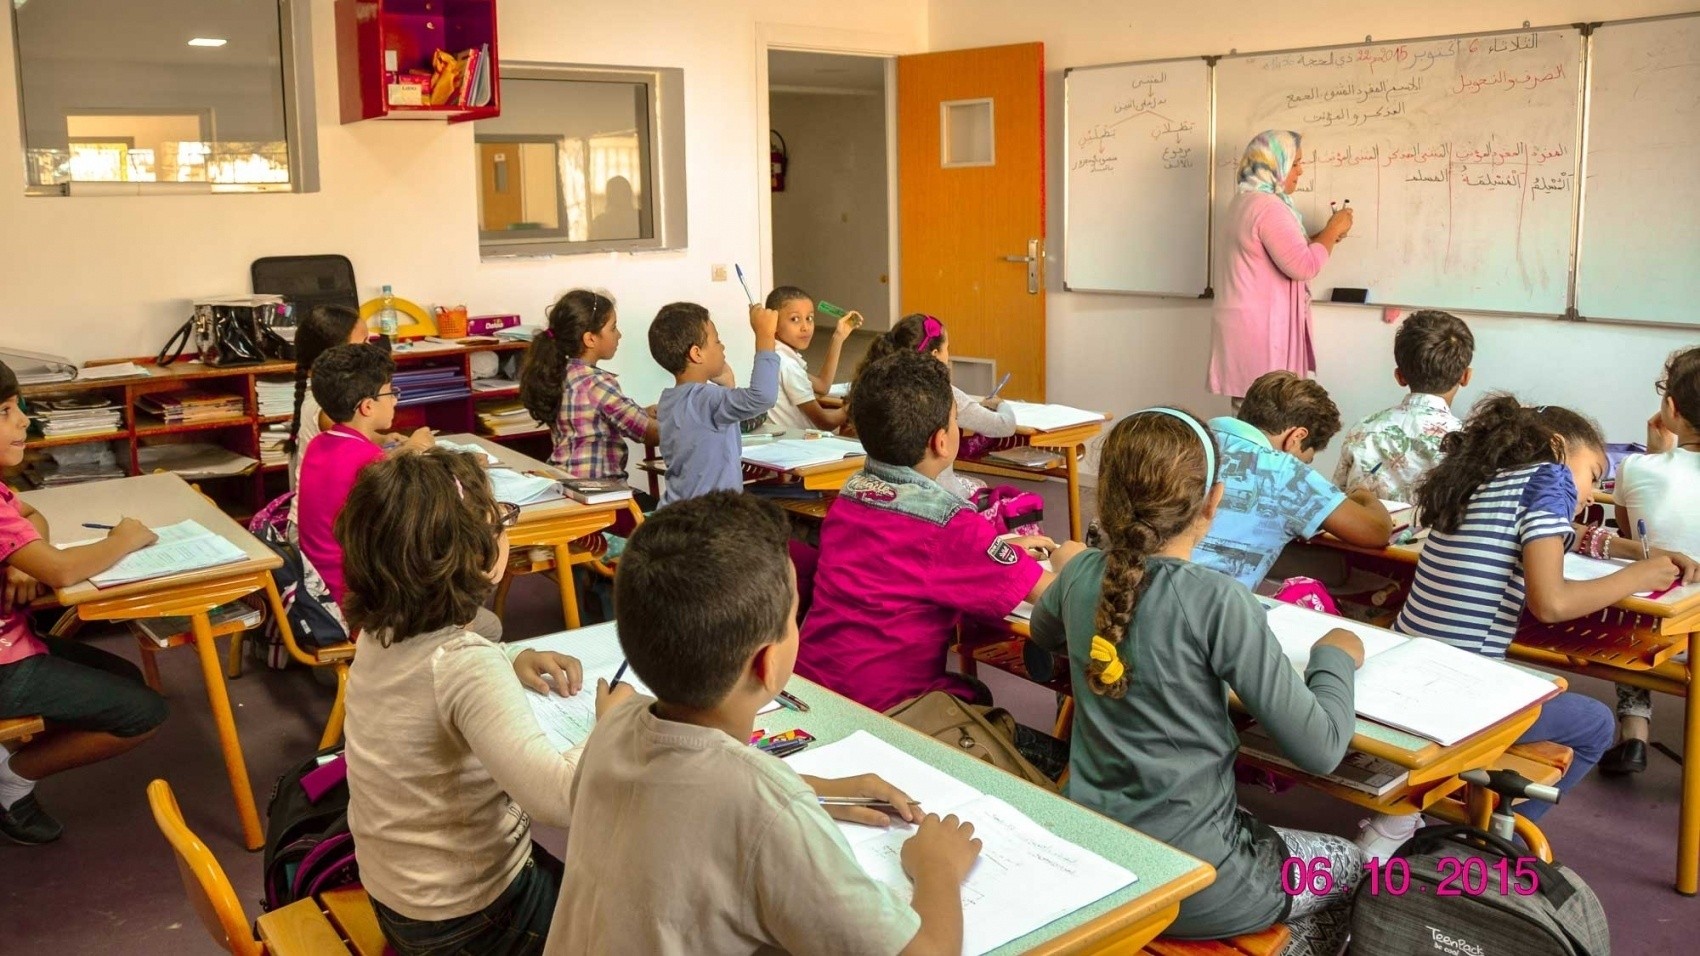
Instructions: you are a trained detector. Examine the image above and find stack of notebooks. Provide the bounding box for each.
[393,366,470,407]
[255,377,295,418]
[477,400,538,437]
[32,396,122,438]
[259,427,292,468]
[21,443,124,487]
[562,478,633,505]
[138,390,244,424]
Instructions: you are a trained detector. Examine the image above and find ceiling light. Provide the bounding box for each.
[187,38,227,48]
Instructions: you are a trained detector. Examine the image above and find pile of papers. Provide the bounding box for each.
[255,377,295,418]
[32,396,122,438]
[1,348,74,385]
[478,400,538,437]
[260,427,292,467]
[137,443,258,480]
[393,366,470,407]
[138,390,244,424]
[21,443,124,487]
[77,361,150,381]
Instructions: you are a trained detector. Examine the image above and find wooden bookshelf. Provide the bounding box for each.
[9,341,539,518]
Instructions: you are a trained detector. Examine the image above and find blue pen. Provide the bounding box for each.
[610,660,630,688]
[1638,519,1652,560]
[1367,462,1383,476]
[734,264,757,306]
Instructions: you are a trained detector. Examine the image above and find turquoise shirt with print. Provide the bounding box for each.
[1194,416,1346,588]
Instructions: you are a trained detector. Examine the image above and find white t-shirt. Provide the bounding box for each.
[1617,448,1700,559]
[765,342,818,433]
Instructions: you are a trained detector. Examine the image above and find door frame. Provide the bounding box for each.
[754,23,917,332]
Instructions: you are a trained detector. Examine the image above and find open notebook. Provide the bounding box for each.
[1563,553,1672,599]
[1000,401,1103,432]
[84,520,249,588]
[786,732,1136,956]
[1261,601,1559,746]
[487,468,564,507]
[741,436,864,471]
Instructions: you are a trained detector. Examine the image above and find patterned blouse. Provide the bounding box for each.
[1332,392,1461,504]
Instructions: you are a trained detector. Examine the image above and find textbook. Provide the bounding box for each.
[1237,724,1409,797]
[560,478,633,505]
[88,520,249,588]
[136,600,264,648]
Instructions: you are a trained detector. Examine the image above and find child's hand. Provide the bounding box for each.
[831,311,864,343]
[3,567,41,612]
[1647,411,1678,454]
[405,427,436,453]
[981,396,1004,411]
[749,305,779,342]
[807,773,921,828]
[594,677,636,718]
[901,814,982,885]
[1005,534,1058,560]
[513,649,583,697]
[1627,556,1682,594]
[1313,627,1365,668]
[110,517,158,552]
[1652,549,1700,585]
[1050,539,1087,573]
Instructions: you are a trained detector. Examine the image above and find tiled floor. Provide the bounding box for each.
[5,478,1696,953]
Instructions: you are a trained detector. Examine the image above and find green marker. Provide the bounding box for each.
[816,300,848,318]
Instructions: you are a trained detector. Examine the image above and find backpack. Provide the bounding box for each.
[249,492,351,653]
[261,745,360,912]
[971,485,1046,537]
[1350,824,1610,956]
[884,691,1057,792]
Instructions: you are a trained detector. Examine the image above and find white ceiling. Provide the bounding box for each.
[768,50,885,94]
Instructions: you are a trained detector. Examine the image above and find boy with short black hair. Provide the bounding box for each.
[550,491,982,955]
[649,302,780,507]
[797,351,1079,714]
[1333,310,1475,503]
[1196,370,1394,588]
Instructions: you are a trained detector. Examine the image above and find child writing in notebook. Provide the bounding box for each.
[549,491,981,955]
[519,290,658,489]
[1029,408,1364,955]
[1602,346,1700,775]
[1333,310,1474,504]
[341,450,593,955]
[649,301,779,506]
[1195,370,1394,588]
[798,350,1078,717]
[763,285,861,433]
[0,361,166,844]
[1357,396,1700,855]
[296,344,433,610]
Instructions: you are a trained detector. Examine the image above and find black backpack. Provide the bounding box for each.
[249,493,350,652]
[261,744,359,912]
[1350,824,1610,955]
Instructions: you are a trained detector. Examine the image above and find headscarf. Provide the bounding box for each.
[1236,129,1305,225]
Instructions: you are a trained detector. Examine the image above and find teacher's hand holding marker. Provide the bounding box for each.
[1323,198,1354,244]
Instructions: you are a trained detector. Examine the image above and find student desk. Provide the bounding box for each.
[441,434,630,630]
[1306,533,1700,894]
[21,473,288,851]
[639,437,867,495]
[512,624,1217,954]
[957,413,1112,542]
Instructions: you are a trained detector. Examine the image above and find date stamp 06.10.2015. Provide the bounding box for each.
[1282,855,1543,897]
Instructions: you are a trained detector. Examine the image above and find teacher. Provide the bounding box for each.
[1209,130,1353,403]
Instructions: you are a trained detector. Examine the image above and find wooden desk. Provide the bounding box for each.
[513,624,1216,955]
[442,434,629,630]
[22,473,288,851]
[1308,532,1700,894]
[958,413,1111,542]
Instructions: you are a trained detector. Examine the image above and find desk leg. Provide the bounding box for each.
[553,545,582,631]
[1065,447,1084,543]
[191,611,264,851]
[1681,668,1700,895]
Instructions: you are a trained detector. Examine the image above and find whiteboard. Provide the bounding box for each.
[1214,29,1583,315]
[1576,14,1700,326]
[1063,57,1212,295]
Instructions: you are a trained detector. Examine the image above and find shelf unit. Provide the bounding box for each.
[336,0,501,123]
[9,341,549,518]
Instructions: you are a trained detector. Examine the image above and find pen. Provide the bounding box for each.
[610,660,629,688]
[818,796,923,811]
[82,522,115,530]
[734,264,757,306]
[1639,519,1652,560]
[986,371,1013,401]
[1367,462,1383,476]
[775,689,810,713]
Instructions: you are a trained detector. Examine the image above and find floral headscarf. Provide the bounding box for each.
[1236,129,1304,225]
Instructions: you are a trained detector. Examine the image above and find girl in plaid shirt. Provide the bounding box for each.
[520,291,658,484]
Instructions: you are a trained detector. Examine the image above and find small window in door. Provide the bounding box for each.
[940,98,994,168]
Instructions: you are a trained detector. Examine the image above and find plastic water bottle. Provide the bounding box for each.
[376,284,399,351]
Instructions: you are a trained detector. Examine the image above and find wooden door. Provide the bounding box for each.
[898,43,1046,400]
[478,143,524,231]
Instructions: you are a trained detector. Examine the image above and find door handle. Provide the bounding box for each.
[1001,238,1042,295]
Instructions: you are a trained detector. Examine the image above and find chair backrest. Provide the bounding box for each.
[147,779,263,956]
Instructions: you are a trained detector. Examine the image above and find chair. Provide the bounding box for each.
[147,778,265,956]
[0,715,45,745]
[1144,925,1291,955]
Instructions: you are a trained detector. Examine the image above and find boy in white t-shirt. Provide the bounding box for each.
[1603,345,1700,775]
[764,286,860,433]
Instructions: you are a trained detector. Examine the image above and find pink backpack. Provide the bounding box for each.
[971,485,1045,536]
[1271,576,1341,616]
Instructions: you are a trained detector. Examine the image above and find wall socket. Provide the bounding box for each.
[710,264,728,282]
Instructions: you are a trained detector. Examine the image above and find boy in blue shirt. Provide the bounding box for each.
[649,302,779,507]
[1195,371,1394,588]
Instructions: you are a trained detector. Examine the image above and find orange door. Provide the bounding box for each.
[898,43,1046,400]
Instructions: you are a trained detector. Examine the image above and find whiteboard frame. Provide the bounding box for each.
[1213,22,1587,319]
[1571,10,1700,327]
[1061,54,1216,298]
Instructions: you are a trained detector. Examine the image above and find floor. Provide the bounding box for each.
[5,478,1696,953]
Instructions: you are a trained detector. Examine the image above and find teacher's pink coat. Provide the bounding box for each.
[1209,191,1330,397]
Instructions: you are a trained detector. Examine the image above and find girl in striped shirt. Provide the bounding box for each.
[1357,396,1699,856]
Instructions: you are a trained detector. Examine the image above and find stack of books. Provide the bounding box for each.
[21,443,124,487]
[477,400,539,437]
[562,478,634,505]
[32,396,122,438]
[138,390,245,424]
[256,377,295,418]
[260,426,292,468]
[393,366,470,407]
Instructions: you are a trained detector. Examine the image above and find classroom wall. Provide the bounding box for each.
[769,89,893,331]
[928,0,1700,477]
[0,0,926,411]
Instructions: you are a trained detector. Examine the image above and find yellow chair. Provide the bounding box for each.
[147,778,265,956]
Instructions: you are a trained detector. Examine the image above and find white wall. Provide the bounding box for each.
[770,88,893,330]
[929,0,1700,475]
[0,0,925,411]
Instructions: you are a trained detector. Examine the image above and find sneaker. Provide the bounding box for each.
[0,793,64,845]
[1355,812,1420,861]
